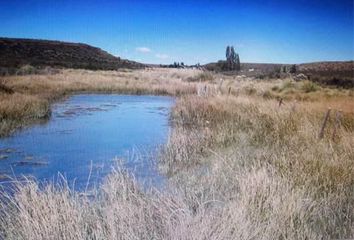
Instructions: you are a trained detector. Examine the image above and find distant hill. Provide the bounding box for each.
[205,60,354,88]
[298,61,354,88]
[205,61,286,75]
[205,61,353,75]
[0,38,144,71]
[298,61,353,78]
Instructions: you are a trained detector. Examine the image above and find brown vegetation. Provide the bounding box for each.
[299,61,354,88]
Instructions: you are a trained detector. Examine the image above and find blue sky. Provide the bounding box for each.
[0,0,353,64]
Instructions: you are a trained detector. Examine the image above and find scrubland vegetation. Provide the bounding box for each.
[0,68,353,239]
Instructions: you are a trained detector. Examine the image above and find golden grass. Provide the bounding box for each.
[0,69,353,239]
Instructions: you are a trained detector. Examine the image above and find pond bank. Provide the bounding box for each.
[0,68,201,137]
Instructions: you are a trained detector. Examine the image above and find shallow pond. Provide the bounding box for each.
[0,94,173,190]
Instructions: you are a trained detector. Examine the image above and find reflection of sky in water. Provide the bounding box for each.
[0,94,173,190]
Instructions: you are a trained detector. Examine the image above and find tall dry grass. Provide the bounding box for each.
[160,94,354,238]
[0,69,353,239]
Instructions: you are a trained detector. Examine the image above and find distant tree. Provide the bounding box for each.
[225,45,240,71]
[226,46,231,61]
[230,47,236,70]
[281,65,287,73]
[290,64,297,74]
[226,46,231,70]
[274,66,281,74]
[235,53,241,71]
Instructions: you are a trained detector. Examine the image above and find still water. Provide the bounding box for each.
[0,94,173,190]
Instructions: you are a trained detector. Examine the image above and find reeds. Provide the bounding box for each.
[160,94,354,238]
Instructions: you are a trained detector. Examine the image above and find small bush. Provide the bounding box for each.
[271,85,280,92]
[280,80,295,91]
[301,80,319,93]
[256,74,265,80]
[261,90,274,99]
[0,83,14,94]
[41,66,60,75]
[16,65,38,75]
[186,72,214,82]
[244,86,257,95]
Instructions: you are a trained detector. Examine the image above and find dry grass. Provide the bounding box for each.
[0,69,354,239]
[160,94,354,238]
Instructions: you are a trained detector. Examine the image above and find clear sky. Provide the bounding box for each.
[0,0,353,64]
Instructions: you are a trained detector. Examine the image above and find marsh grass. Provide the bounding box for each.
[160,94,354,238]
[0,68,200,136]
[0,69,353,239]
[186,72,214,82]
